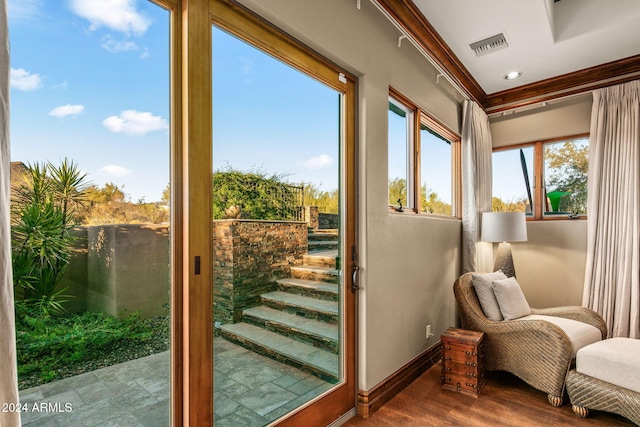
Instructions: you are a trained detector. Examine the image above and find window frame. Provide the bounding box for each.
[388,87,461,218]
[492,133,589,220]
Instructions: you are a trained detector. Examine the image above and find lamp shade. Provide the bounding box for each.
[481,212,528,243]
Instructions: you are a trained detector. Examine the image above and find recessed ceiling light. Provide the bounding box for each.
[504,71,522,80]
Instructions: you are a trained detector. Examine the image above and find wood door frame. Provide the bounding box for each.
[210,0,358,425]
[167,0,357,424]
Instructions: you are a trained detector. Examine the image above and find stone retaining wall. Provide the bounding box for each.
[213,219,307,323]
[319,213,339,229]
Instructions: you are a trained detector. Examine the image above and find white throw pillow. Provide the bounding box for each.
[472,271,507,321]
[492,277,531,320]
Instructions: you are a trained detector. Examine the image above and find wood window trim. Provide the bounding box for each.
[388,87,461,218]
[493,132,589,221]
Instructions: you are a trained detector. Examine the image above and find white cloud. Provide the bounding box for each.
[49,104,85,118]
[53,80,69,90]
[101,35,139,53]
[103,110,168,136]
[68,0,151,36]
[301,154,334,170]
[10,68,43,91]
[99,164,131,178]
[8,0,42,21]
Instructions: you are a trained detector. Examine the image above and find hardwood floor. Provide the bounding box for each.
[344,362,635,426]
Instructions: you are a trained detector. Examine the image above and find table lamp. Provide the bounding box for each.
[481,212,528,278]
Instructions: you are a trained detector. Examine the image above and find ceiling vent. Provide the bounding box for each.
[469,33,508,57]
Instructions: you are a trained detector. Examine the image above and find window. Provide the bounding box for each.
[544,138,589,216]
[388,89,459,216]
[492,135,589,219]
[419,116,456,215]
[388,95,414,210]
[492,146,534,214]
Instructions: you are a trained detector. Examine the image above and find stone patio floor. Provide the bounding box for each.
[18,338,334,427]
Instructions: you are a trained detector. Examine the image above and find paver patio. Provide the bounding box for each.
[19,338,334,426]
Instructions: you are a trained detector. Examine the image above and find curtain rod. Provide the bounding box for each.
[487,90,592,118]
[367,0,471,102]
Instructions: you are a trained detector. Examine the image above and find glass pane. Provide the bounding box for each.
[212,26,341,426]
[388,98,410,209]
[492,147,534,214]
[420,126,452,215]
[544,138,589,215]
[11,2,171,426]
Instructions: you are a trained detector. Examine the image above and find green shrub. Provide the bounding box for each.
[212,167,298,220]
[15,303,167,387]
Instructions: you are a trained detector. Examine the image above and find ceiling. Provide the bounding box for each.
[379,0,640,110]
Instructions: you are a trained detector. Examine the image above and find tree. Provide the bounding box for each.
[11,159,88,314]
[85,182,125,205]
[82,182,169,225]
[388,177,407,208]
[421,185,452,215]
[492,197,529,213]
[302,182,338,214]
[545,141,588,214]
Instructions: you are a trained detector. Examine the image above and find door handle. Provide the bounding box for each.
[351,265,360,293]
[351,245,360,293]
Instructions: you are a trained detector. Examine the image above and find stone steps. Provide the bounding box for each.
[308,230,339,252]
[261,291,339,324]
[276,277,339,301]
[220,230,341,382]
[242,305,338,353]
[291,265,339,284]
[220,322,339,383]
[303,250,338,268]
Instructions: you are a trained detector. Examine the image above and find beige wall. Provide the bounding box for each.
[237,0,463,391]
[490,93,592,147]
[511,220,587,308]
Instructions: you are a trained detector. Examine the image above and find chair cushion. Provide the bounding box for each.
[576,337,640,393]
[492,277,530,320]
[472,271,507,321]
[517,314,602,357]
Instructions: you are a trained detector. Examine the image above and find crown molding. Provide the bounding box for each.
[374,0,486,104]
[484,54,640,110]
[382,1,640,111]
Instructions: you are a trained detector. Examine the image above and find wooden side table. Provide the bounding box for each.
[440,327,485,397]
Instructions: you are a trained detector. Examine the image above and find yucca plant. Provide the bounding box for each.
[11,158,88,314]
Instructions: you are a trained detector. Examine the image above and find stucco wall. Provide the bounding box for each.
[237,0,463,391]
[86,224,170,318]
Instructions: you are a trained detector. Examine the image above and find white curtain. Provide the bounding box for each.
[583,80,640,339]
[461,99,493,274]
[0,1,20,425]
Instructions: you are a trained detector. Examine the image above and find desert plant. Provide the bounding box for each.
[11,159,88,314]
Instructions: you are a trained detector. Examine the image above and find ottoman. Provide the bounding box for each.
[566,337,640,425]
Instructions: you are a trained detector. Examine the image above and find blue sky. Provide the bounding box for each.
[9,0,171,202]
[8,0,340,203]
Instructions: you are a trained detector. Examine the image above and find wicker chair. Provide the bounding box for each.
[454,272,607,406]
